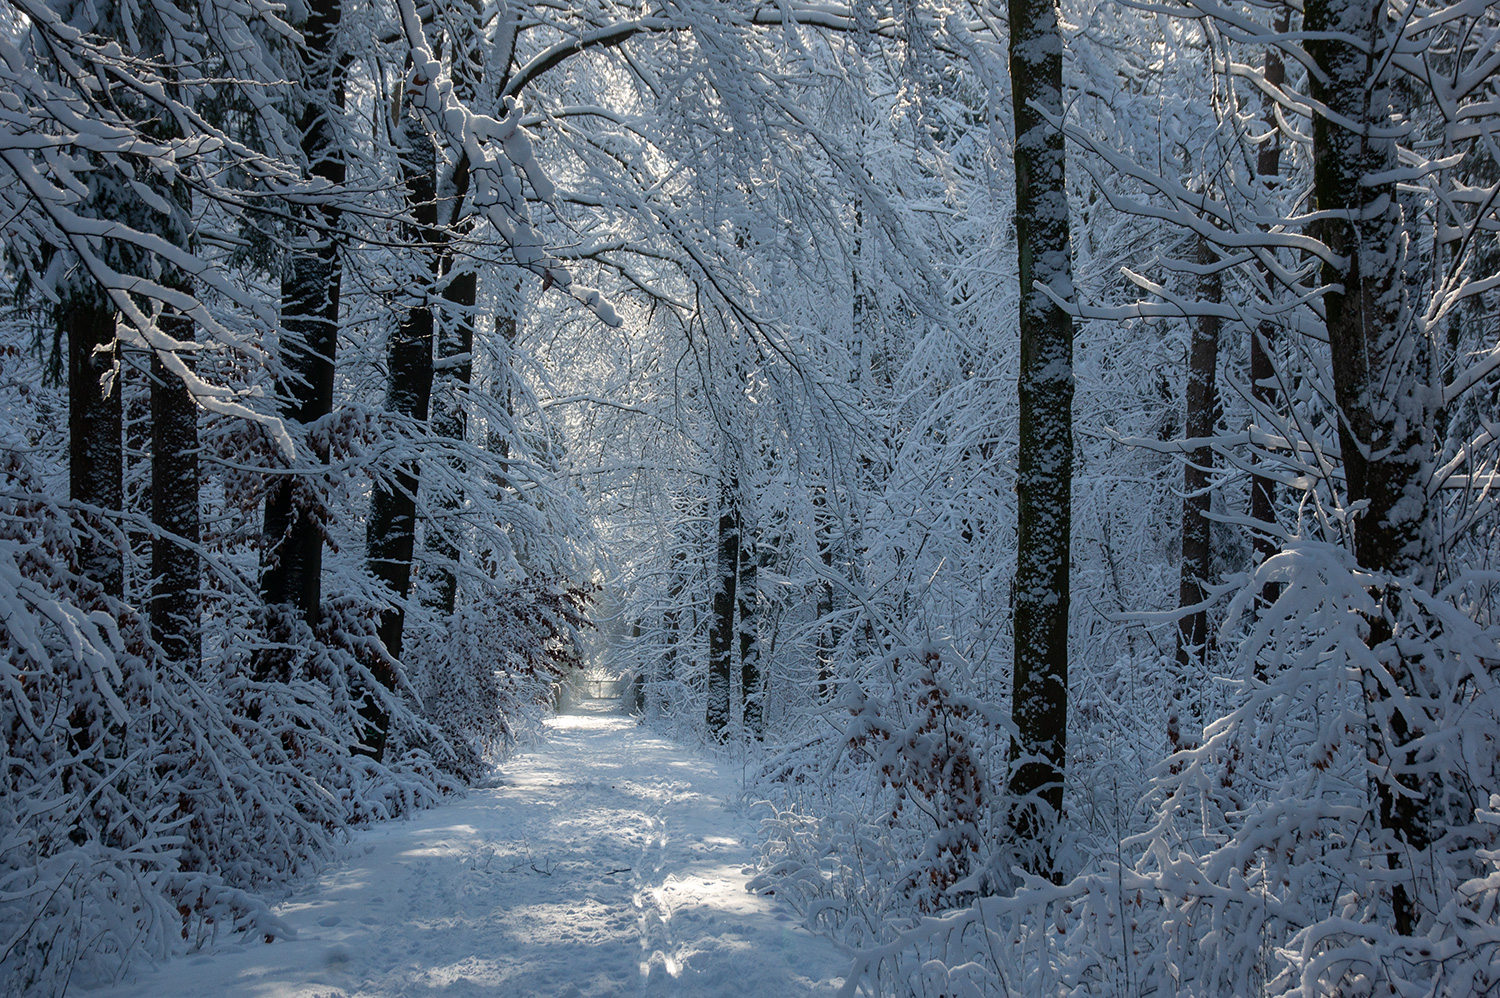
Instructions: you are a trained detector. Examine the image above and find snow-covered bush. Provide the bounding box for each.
[402,576,593,780]
[753,644,1009,941]
[0,446,277,994]
[821,544,1500,998]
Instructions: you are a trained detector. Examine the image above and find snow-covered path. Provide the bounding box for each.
[90,700,847,998]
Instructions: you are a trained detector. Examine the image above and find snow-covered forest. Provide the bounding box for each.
[2,0,1499,993]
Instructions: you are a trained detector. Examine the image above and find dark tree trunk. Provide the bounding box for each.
[1307,0,1436,936]
[737,512,762,739]
[68,295,124,600]
[422,256,480,619]
[362,107,439,757]
[150,322,200,669]
[705,477,739,739]
[1171,238,1220,755]
[851,198,869,384]
[815,574,835,703]
[423,17,481,618]
[260,0,344,638]
[124,348,151,597]
[148,84,201,670]
[1249,9,1288,608]
[1006,0,1076,882]
[813,484,842,702]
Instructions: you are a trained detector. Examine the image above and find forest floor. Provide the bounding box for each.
[88,698,847,998]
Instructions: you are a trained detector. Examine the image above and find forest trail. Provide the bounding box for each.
[89,699,846,998]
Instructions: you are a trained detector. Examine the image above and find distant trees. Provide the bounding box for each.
[705,474,739,739]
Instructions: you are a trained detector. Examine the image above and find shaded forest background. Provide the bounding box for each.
[2,0,1499,994]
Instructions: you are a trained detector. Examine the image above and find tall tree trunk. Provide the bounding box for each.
[124,348,152,598]
[423,21,482,617]
[705,476,739,739]
[422,260,478,618]
[851,197,870,385]
[64,291,122,763]
[68,295,124,601]
[149,63,200,671]
[260,0,344,640]
[1171,238,1220,755]
[1306,0,1436,937]
[814,485,840,702]
[1006,0,1076,881]
[738,511,762,739]
[422,244,483,621]
[150,318,200,669]
[363,107,438,757]
[1249,9,1288,608]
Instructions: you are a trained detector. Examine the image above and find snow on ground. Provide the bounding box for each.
[89,699,847,998]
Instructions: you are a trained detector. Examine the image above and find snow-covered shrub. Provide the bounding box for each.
[0,448,281,995]
[401,575,592,780]
[753,643,1007,941]
[1124,544,1500,998]
[828,542,1500,998]
[0,397,447,994]
[845,651,995,911]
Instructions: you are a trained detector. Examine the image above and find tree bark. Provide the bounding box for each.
[424,30,482,618]
[124,349,151,597]
[814,487,840,703]
[148,60,201,671]
[1249,9,1288,608]
[422,261,477,618]
[1171,238,1220,755]
[737,511,762,739]
[655,547,685,720]
[705,476,739,739]
[1006,0,1076,881]
[150,322,200,669]
[67,294,124,600]
[1306,0,1436,936]
[260,0,344,637]
[362,104,439,757]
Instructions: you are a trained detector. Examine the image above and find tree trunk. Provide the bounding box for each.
[1171,238,1220,755]
[1249,9,1288,608]
[260,0,344,638]
[1006,0,1076,882]
[150,321,200,669]
[362,106,439,757]
[815,575,835,702]
[705,476,739,739]
[655,547,685,720]
[148,70,201,671]
[422,260,477,618]
[1306,0,1436,936]
[813,484,843,703]
[423,15,482,618]
[738,511,762,739]
[68,294,124,600]
[851,198,870,385]
[124,348,151,599]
